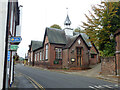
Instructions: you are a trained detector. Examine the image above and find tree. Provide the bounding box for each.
[81,2,120,56]
[74,27,85,33]
[50,24,62,30]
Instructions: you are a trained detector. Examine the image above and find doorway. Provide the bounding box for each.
[76,47,82,66]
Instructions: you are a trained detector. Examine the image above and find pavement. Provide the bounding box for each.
[11,63,119,89]
[11,70,36,89]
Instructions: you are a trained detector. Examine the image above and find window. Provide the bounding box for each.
[55,48,62,59]
[35,54,37,61]
[91,54,94,58]
[40,51,42,61]
[37,53,39,61]
[45,44,48,60]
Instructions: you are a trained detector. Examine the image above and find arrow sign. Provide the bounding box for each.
[10,37,22,43]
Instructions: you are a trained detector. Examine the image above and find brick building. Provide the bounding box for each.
[28,15,99,69]
[114,29,120,75]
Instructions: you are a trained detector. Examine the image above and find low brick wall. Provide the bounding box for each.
[101,56,116,75]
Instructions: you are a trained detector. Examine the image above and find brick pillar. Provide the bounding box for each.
[114,29,120,76]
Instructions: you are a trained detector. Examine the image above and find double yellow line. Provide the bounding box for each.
[17,71,45,90]
[26,76,45,90]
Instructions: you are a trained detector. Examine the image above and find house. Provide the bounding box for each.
[28,14,99,69]
[0,0,22,89]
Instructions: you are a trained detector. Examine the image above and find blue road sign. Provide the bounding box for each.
[10,37,22,43]
[7,51,10,61]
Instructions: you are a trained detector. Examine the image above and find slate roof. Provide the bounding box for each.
[31,27,93,51]
[31,40,43,51]
[45,27,67,45]
[63,33,92,49]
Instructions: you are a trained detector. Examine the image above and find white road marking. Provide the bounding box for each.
[103,85,112,88]
[89,86,95,89]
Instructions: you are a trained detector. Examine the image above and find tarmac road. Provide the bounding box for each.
[14,64,118,89]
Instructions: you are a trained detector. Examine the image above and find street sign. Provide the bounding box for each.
[10,37,22,43]
[10,45,19,51]
[7,51,10,61]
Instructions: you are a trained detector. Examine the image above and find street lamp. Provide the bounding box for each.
[110,33,114,40]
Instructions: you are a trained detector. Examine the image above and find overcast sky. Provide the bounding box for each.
[17,0,101,58]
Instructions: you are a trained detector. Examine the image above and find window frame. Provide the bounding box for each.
[55,48,62,60]
[45,44,48,60]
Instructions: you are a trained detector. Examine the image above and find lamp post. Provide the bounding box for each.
[110,33,117,75]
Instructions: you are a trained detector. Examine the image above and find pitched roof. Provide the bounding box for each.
[44,27,67,45]
[31,40,43,51]
[63,33,92,49]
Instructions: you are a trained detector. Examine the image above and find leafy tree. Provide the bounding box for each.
[50,24,62,30]
[81,2,120,56]
[74,27,85,33]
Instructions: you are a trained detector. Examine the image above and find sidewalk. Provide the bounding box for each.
[11,71,35,89]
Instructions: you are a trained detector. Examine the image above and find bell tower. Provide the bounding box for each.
[64,8,73,36]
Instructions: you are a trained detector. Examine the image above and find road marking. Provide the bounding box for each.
[89,86,95,89]
[89,85,118,90]
[103,85,112,88]
[94,85,103,88]
[16,71,45,90]
[27,76,45,90]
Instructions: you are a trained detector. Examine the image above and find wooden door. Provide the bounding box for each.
[76,47,82,66]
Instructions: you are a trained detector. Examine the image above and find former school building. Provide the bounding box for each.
[28,15,99,69]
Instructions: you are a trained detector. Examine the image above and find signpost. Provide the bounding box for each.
[10,45,18,51]
[10,37,22,43]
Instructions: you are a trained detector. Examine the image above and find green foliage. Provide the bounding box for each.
[81,2,120,56]
[50,24,62,30]
[74,27,85,33]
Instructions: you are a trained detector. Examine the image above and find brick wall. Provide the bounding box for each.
[101,56,116,75]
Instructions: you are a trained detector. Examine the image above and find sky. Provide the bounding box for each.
[17,0,101,58]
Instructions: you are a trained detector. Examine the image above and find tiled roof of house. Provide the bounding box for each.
[31,40,43,51]
[46,27,67,45]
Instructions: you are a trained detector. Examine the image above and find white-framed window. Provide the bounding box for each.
[45,44,48,60]
[35,54,36,61]
[55,48,62,59]
[40,51,42,60]
[37,53,39,61]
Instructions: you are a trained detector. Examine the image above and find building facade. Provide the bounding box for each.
[0,0,22,89]
[28,15,99,69]
[114,29,120,75]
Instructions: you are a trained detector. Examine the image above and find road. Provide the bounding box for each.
[15,64,118,89]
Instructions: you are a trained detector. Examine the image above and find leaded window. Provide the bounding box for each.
[55,48,62,59]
